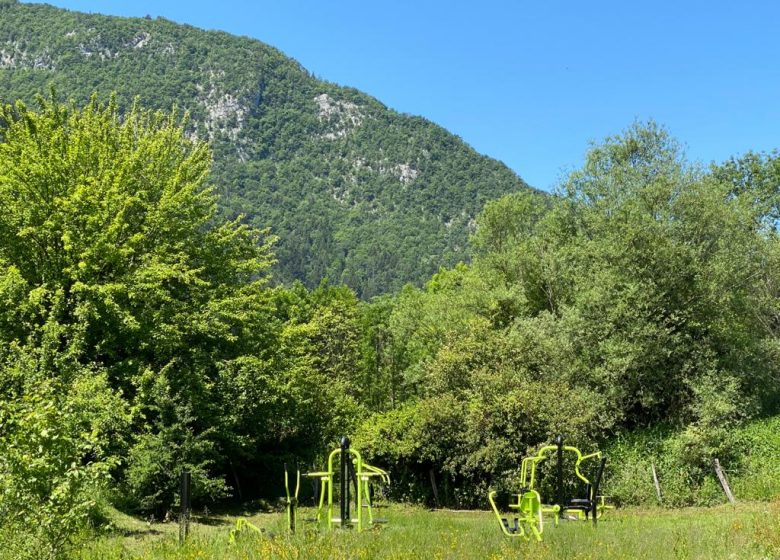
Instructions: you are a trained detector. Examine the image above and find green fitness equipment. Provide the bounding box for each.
[524,435,609,524]
[488,487,551,541]
[302,437,390,532]
[228,518,264,544]
[489,436,610,540]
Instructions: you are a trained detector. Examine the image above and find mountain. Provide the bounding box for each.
[0,0,533,297]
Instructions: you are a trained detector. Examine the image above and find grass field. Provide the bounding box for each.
[77,500,780,560]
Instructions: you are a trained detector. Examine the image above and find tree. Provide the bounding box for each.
[713,150,780,226]
[0,93,276,516]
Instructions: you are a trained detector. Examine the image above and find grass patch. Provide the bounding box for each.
[78,500,780,559]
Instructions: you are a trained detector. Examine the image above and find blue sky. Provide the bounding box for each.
[36,0,780,191]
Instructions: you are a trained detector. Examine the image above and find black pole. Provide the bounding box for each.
[555,435,564,513]
[179,470,191,544]
[312,474,320,504]
[349,458,358,507]
[591,457,607,527]
[340,436,350,526]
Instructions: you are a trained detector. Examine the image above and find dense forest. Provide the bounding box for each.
[1,93,779,558]
[0,0,532,298]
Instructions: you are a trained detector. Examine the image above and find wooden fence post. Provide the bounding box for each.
[651,463,662,503]
[712,458,735,504]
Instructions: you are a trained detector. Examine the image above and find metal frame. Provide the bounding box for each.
[489,436,612,540]
[520,436,611,523]
[303,437,390,532]
[488,488,551,541]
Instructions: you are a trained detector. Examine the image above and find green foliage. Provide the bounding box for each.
[0,94,292,517]
[606,428,724,507]
[713,150,780,226]
[121,422,229,514]
[607,415,780,507]
[354,121,780,507]
[730,415,780,500]
[0,1,532,298]
[0,348,128,559]
[353,396,467,503]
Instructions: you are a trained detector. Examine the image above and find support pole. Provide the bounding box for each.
[340,436,350,526]
[285,463,297,533]
[590,457,606,527]
[651,463,662,504]
[354,457,362,530]
[555,435,564,513]
[713,458,736,504]
[179,470,191,544]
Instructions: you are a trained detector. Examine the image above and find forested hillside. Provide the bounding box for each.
[0,0,532,297]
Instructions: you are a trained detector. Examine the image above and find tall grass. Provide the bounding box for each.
[68,414,780,558]
[78,501,780,560]
[605,415,780,506]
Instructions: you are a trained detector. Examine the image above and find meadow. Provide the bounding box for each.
[78,501,780,560]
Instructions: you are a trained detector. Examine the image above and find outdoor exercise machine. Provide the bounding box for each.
[527,435,609,523]
[231,439,388,542]
[286,437,390,532]
[489,435,610,540]
[488,485,550,541]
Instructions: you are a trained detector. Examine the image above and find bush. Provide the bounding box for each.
[0,351,127,559]
[120,421,229,516]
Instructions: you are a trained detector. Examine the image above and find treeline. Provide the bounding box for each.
[1,97,780,558]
